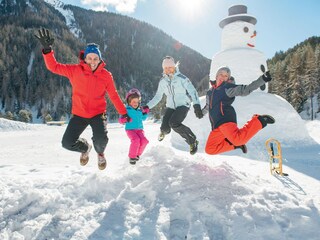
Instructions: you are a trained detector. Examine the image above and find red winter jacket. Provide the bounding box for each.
[43,51,127,118]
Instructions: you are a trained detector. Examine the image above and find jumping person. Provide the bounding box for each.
[142,56,203,155]
[119,88,149,165]
[205,66,275,155]
[35,28,130,170]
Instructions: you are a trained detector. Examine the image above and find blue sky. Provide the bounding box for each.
[62,0,320,59]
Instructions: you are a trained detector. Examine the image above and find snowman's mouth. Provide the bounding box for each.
[247,43,255,47]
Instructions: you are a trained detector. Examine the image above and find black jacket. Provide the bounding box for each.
[206,76,265,130]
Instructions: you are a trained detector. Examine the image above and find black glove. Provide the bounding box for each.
[193,104,203,119]
[262,71,272,82]
[122,113,132,123]
[34,28,54,53]
[260,64,272,82]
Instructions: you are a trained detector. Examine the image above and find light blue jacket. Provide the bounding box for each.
[146,70,200,109]
[125,105,148,130]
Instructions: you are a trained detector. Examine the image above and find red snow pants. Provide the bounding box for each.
[205,115,262,155]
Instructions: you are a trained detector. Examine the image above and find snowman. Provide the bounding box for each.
[210,5,268,91]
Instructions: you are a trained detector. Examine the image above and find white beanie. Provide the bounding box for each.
[162,56,175,69]
[216,66,231,78]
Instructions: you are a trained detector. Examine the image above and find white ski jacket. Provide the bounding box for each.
[147,71,200,109]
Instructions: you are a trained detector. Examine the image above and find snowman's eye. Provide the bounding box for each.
[254,30,257,35]
[243,27,249,33]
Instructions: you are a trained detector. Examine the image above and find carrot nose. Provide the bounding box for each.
[251,33,257,38]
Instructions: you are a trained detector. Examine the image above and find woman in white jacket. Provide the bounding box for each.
[142,56,203,155]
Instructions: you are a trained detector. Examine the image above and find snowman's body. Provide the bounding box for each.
[210,48,267,88]
[210,7,268,91]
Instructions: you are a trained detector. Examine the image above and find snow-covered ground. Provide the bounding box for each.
[1,102,320,239]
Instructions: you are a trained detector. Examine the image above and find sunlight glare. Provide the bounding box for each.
[173,0,206,20]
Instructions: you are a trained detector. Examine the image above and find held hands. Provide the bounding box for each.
[34,28,54,53]
[141,105,150,114]
[119,114,132,124]
[260,64,272,82]
[193,104,203,119]
[201,105,208,116]
[118,117,127,124]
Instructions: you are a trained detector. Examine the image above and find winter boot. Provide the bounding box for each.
[80,144,92,166]
[235,144,247,154]
[190,140,199,155]
[258,115,275,128]
[129,157,139,165]
[98,153,107,170]
[158,131,166,141]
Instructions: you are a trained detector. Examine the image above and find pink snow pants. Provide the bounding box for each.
[126,129,149,158]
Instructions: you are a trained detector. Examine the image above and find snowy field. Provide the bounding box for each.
[1,110,320,239]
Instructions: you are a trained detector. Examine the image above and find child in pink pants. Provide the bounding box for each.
[119,89,149,164]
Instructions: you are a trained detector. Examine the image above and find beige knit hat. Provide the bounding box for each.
[162,56,175,69]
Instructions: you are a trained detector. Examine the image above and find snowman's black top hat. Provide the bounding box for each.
[219,5,257,28]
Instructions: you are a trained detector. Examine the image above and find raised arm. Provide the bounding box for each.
[226,70,272,98]
[35,28,74,79]
[34,28,54,54]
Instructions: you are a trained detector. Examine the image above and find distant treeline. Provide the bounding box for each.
[268,36,320,115]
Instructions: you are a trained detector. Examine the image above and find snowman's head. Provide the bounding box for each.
[221,21,257,50]
[219,5,257,51]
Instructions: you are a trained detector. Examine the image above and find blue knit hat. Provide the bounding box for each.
[84,43,101,59]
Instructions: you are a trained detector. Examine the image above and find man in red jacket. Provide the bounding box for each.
[35,28,130,170]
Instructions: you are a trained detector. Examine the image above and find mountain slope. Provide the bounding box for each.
[0,0,210,121]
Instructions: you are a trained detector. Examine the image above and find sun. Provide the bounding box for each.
[172,0,206,20]
[179,0,202,12]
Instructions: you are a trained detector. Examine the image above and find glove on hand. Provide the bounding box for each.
[120,114,132,123]
[193,104,203,119]
[34,28,54,53]
[141,105,150,114]
[260,64,272,82]
[118,117,127,124]
[262,71,272,82]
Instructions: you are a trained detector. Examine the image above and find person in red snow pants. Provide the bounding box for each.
[203,66,275,155]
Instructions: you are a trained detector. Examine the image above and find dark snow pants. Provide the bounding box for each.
[161,106,196,145]
[61,113,108,154]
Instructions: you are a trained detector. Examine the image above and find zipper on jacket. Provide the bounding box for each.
[220,102,224,116]
[171,83,176,108]
[167,80,176,109]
